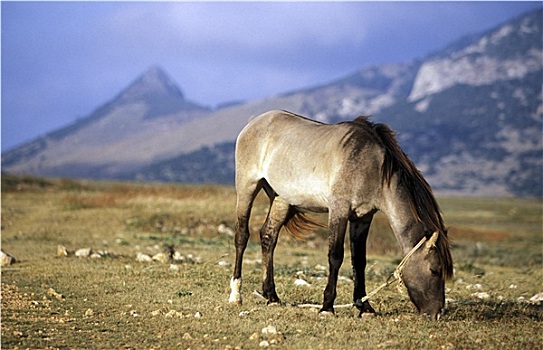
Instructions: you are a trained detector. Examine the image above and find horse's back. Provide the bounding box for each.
[235,110,384,210]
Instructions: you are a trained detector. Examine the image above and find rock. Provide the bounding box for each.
[259,340,270,347]
[57,245,69,257]
[471,292,490,299]
[84,308,94,317]
[294,278,310,287]
[165,310,183,318]
[529,292,543,305]
[136,252,152,262]
[261,325,277,335]
[0,250,16,266]
[75,248,92,258]
[194,311,203,319]
[172,251,185,262]
[218,260,232,267]
[47,288,65,300]
[182,333,193,340]
[218,223,235,237]
[152,252,169,263]
[151,310,162,316]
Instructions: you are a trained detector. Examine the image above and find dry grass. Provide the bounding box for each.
[1,175,542,349]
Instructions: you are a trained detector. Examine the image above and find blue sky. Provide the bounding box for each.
[2,1,541,151]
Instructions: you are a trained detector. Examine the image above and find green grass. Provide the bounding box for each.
[2,175,542,349]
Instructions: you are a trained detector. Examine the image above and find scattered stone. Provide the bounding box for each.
[471,292,490,299]
[509,284,518,289]
[529,292,543,305]
[165,310,183,318]
[239,311,251,317]
[218,260,232,267]
[75,248,92,258]
[194,311,203,319]
[151,309,162,317]
[218,223,235,237]
[152,252,169,263]
[294,278,310,287]
[136,252,152,262]
[47,288,65,300]
[259,340,270,347]
[261,325,277,335]
[169,264,180,271]
[84,308,94,317]
[57,245,69,257]
[249,332,260,340]
[0,250,16,266]
[182,332,193,340]
[90,253,102,259]
[172,251,185,262]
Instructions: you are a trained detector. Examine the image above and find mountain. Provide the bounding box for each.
[2,66,211,178]
[3,10,542,197]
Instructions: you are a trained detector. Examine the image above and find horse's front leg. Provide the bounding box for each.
[350,212,377,316]
[260,198,290,304]
[229,184,260,304]
[321,211,348,314]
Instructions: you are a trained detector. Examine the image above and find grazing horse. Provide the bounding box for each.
[229,110,453,319]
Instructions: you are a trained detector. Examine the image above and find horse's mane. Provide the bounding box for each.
[352,116,453,279]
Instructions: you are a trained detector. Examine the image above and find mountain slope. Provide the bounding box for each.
[133,10,543,196]
[2,66,211,178]
[3,10,542,196]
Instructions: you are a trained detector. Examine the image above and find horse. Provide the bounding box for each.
[228,110,453,320]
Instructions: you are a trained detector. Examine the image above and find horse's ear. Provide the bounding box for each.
[425,231,439,250]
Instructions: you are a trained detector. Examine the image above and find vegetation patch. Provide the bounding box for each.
[2,177,542,349]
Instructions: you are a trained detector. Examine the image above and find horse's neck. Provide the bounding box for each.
[380,181,425,255]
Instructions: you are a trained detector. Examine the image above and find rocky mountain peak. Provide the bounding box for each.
[117,65,185,104]
[408,9,542,102]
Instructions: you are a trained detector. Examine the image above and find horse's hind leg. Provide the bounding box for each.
[349,211,377,316]
[229,180,262,304]
[260,196,290,304]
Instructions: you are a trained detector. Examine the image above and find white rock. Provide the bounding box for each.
[471,292,490,299]
[218,260,232,267]
[136,252,152,262]
[218,223,235,237]
[152,252,169,263]
[57,245,69,257]
[0,250,16,266]
[169,264,180,271]
[75,248,92,258]
[194,311,203,319]
[529,292,543,305]
[261,325,277,335]
[259,340,270,347]
[172,251,185,262]
[294,278,310,287]
[509,284,518,289]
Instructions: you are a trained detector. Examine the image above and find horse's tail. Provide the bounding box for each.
[284,209,326,239]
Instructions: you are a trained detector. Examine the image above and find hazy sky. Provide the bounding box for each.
[2,1,541,151]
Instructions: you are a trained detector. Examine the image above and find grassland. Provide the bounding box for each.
[1,175,542,349]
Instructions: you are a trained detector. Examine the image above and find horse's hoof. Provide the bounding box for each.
[318,310,335,317]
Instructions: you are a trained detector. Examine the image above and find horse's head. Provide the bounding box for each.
[400,231,448,320]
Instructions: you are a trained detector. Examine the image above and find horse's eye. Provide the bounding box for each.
[430,269,440,277]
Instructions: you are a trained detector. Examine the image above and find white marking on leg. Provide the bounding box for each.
[228,277,242,304]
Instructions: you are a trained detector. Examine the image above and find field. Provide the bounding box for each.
[1,176,542,349]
